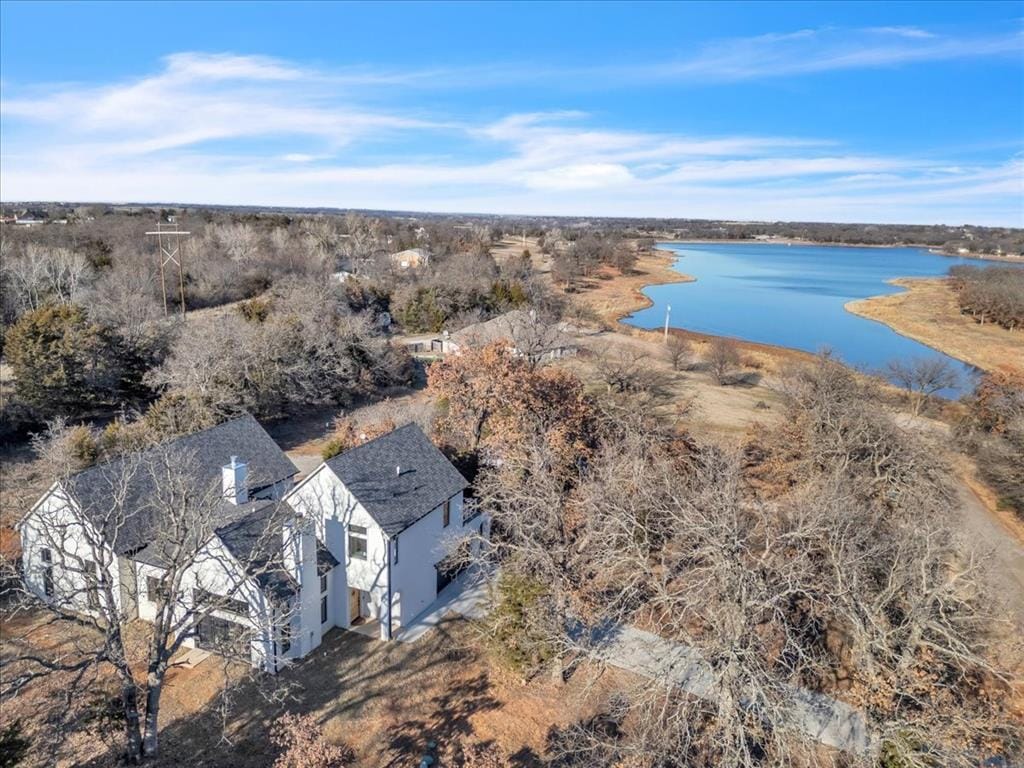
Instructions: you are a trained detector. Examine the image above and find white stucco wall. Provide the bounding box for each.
[389,491,470,628]
[20,476,326,673]
[288,465,486,640]
[19,487,124,618]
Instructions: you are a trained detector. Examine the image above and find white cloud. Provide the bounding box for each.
[631,26,1023,82]
[1,48,1021,226]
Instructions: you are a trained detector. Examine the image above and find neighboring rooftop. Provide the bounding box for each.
[325,423,468,536]
[450,309,575,352]
[65,413,298,555]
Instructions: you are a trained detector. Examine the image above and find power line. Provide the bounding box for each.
[145,220,190,317]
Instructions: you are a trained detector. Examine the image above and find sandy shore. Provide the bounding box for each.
[571,246,820,374]
[569,248,693,327]
[846,277,1023,375]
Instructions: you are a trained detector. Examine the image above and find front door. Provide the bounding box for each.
[349,588,361,623]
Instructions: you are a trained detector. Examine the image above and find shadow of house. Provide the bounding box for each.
[79,618,499,768]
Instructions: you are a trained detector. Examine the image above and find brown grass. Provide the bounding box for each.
[0,609,620,768]
[846,277,1024,375]
[570,249,692,327]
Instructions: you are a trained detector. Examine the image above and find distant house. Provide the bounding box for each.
[14,210,47,226]
[443,309,578,362]
[389,247,430,269]
[286,423,486,641]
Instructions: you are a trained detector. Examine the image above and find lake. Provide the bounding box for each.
[623,242,994,397]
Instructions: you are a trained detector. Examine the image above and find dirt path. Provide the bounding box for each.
[954,479,1024,629]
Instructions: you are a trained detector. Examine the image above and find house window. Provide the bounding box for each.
[320,595,328,624]
[84,560,99,611]
[146,576,168,603]
[348,525,367,560]
[194,588,249,618]
[280,622,292,654]
[320,574,328,594]
[393,536,399,564]
[442,499,451,528]
[41,548,54,597]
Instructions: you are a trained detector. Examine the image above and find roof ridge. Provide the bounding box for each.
[325,421,422,463]
[67,412,258,481]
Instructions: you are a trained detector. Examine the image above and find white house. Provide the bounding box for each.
[286,423,486,642]
[18,414,339,673]
[20,416,484,672]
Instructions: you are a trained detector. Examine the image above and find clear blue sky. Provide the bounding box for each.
[2,1,1022,224]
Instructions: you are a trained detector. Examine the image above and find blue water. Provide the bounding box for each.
[623,242,1011,398]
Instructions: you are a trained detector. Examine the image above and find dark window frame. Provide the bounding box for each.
[194,588,249,618]
[146,575,169,603]
[442,499,451,528]
[84,560,100,611]
[40,548,54,597]
[280,621,292,654]
[320,573,328,594]
[320,594,328,624]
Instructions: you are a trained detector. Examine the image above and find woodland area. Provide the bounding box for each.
[949,264,1024,331]
[1,206,1022,767]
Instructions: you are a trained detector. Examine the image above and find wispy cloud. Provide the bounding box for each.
[2,52,446,157]
[1,44,1021,225]
[606,26,1023,83]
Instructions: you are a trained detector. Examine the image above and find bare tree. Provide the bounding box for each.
[886,356,960,416]
[706,338,741,385]
[664,334,693,371]
[469,358,1019,766]
[1,244,92,313]
[1,435,303,762]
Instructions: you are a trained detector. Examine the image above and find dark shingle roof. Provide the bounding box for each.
[325,423,468,536]
[134,497,338,601]
[66,414,297,556]
[214,500,298,600]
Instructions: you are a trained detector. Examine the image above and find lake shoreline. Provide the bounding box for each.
[620,241,986,397]
[845,277,1022,375]
[611,247,823,371]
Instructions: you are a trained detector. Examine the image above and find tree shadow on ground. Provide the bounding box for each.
[77,621,497,768]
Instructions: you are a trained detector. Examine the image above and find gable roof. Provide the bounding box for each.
[450,309,574,352]
[133,497,338,601]
[324,423,468,536]
[65,414,298,556]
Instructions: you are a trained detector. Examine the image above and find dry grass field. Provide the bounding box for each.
[846,277,1023,375]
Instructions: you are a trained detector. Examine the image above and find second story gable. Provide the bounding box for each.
[287,423,470,560]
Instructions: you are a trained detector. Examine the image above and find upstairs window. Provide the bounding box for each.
[348,525,367,560]
[393,536,399,565]
[146,576,168,603]
[194,588,249,618]
[442,499,451,528]
[84,560,99,611]
[41,548,54,597]
[320,574,328,594]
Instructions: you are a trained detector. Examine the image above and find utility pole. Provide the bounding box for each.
[663,304,671,343]
[145,219,190,317]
